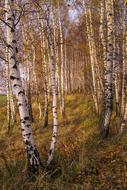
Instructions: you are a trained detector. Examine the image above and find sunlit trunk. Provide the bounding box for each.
[5,0,41,174]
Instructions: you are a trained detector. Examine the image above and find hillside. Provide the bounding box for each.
[0,94,127,190]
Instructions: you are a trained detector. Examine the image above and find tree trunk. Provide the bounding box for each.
[58,1,65,116]
[5,0,41,175]
[83,1,99,113]
[6,47,11,132]
[46,5,59,166]
[101,0,113,138]
[38,14,49,128]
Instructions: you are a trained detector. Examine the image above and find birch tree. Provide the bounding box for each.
[46,2,59,167]
[101,0,114,138]
[120,1,127,132]
[5,0,42,175]
[58,1,65,116]
[6,47,11,132]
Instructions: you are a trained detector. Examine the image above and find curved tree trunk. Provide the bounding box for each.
[5,0,41,175]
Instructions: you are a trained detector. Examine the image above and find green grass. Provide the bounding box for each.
[0,94,127,190]
[0,95,6,107]
[0,95,7,131]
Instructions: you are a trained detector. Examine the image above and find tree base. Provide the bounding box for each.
[100,126,109,138]
[27,149,44,177]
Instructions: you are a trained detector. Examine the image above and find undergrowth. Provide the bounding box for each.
[0,94,127,190]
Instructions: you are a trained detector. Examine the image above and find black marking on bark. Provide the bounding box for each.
[15,47,18,53]
[10,55,15,60]
[16,61,19,65]
[18,91,25,96]
[13,84,21,88]
[27,148,42,176]
[109,13,112,16]
[12,64,17,69]
[8,44,13,49]
[26,124,31,128]
[11,28,15,32]
[25,140,30,145]
[26,133,31,136]
[12,40,16,43]
[22,120,26,124]
[7,17,12,21]
[49,149,52,155]
[10,76,19,80]
[12,13,15,17]
[30,146,34,151]
[24,116,29,121]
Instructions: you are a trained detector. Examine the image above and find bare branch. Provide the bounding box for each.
[0,18,12,29]
[0,55,8,63]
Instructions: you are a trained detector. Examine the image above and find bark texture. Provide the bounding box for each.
[101,0,113,138]
[5,0,41,174]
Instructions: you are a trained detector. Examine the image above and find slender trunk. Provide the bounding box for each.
[38,14,49,128]
[10,87,16,124]
[121,4,127,117]
[64,43,68,93]
[5,0,41,174]
[120,1,127,132]
[46,7,59,166]
[58,1,65,116]
[6,53,11,132]
[83,2,99,113]
[113,39,120,114]
[100,0,107,71]
[101,0,114,138]
[27,79,33,122]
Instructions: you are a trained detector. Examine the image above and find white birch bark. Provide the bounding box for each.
[46,5,59,166]
[101,0,113,138]
[38,13,49,128]
[5,0,41,174]
[100,0,107,70]
[5,46,11,132]
[113,39,120,114]
[58,1,65,116]
[83,2,99,112]
[88,8,104,96]
[121,2,127,117]
[64,43,68,93]
[120,1,127,132]
[10,85,16,123]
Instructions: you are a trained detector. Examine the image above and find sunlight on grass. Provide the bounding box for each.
[0,94,127,190]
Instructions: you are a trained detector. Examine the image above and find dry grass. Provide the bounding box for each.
[0,94,127,190]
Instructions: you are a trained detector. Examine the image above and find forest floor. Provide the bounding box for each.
[0,94,127,190]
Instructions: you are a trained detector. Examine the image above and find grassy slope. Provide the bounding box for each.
[0,94,127,190]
